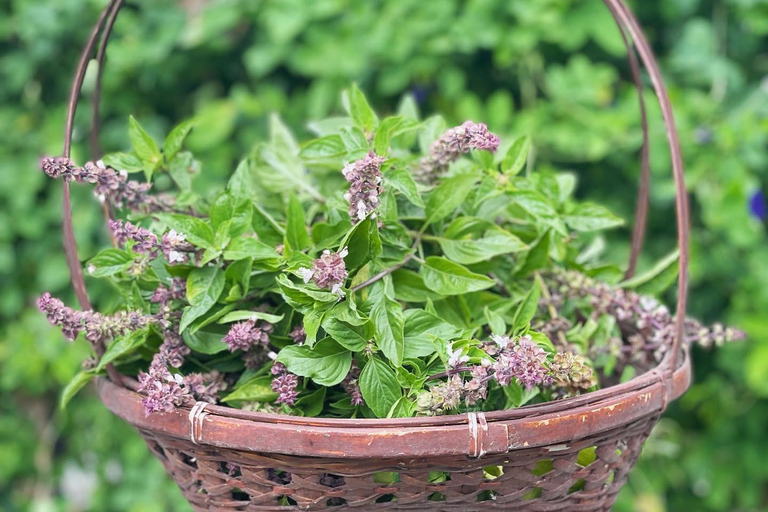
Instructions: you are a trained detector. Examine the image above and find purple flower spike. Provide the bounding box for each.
[415,121,500,183]
[342,151,385,224]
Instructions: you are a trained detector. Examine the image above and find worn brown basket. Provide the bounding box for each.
[56,0,692,510]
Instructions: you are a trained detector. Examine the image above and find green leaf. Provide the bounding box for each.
[419,256,495,295]
[285,193,310,251]
[425,174,479,226]
[180,267,225,332]
[86,249,133,277]
[339,217,378,271]
[276,338,351,386]
[369,285,405,366]
[501,136,531,176]
[620,249,680,295]
[156,213,216,250]
[359,357,401,418]
[223,375,278,403]
[295,387,326,417]
[211,193,253,237]
[403,309,463,358]
[513,190,567,235]
[322,317,372,351]
[517,231,551,276]
[484,307,506,336]
[346,84,378,132]
[101,152,143,173]
[217,311,284,324]
[436,223,527,265]
[383,167,424,207]
[276,274,339,308]
[98,329,149,371]
[392,268,441,303]
[163,118,196,160]
[182,329,228,354]
[564,203,624,231]
[128,116,161,178]
[300,135,346,164]
[511,282,540,333]
[60,371,96,409]
[168,151,194,191]
[222,237,281,262]
[224,257,253,297]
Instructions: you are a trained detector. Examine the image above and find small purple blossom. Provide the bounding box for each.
[183,371,226,404]
[447,343,469,369]
[37,292,84,341]
[110,220,159,257]
[416,375,463,416]
[151,278,187,304]
[289,325,307,345]
[41,156,77,181]
[271,362,300,406]
[342,151,385,223]
[415,121,500,183]
[492,335,552,390]
[137,357,193,416]
[297,248,349,297]
[157,329,190,368]
[549,352,596,394]
[161,230,195,264]
[341,361,365,406]
[223,319,273,352]
[37,293,153,345]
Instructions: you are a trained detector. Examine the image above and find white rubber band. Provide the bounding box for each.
[188,402,209,445]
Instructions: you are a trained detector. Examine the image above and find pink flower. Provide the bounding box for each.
[415,121,500,183]
[342,151,385,223]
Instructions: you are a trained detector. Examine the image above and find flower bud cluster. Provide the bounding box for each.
[297,248,349,297]
[342,152,385,223]
[271,362,300,406]
[415,121,500,183]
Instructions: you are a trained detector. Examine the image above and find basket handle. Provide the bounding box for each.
[59,0,688,372]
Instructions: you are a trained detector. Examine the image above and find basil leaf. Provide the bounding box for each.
[511,282,540,334]
[346,84,378,132]
[620,249,680,295]
[156,213,216,250]
[285,193,311,251]
[425,173,479,226]
[564,203,624,231]
[211,192,253,237]
[180,267,225,332]
[223,375,278,403]
[383,166,425,207]
[419,256,495,295]
[222,237,281,261]
[359,357,401,418]
[163,118,196,160]
[369,285,405,366]
[501,136,531,176]
[322,316,372,352]
[60,370,96,409]
[98,329,149,371]
[436,227,527,265]
[276,338,351,386]
[87,249,133,277]
[128,116,161,178]
[182,329,228,354]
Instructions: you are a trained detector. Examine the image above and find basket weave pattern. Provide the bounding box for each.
[140,416,656,511]
[59,0,692,510]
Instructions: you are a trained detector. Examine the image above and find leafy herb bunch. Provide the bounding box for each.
[39,86,743,419]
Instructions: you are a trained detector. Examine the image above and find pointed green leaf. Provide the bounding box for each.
[419,256,495,295]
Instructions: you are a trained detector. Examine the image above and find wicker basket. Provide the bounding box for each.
[56,0,693,510]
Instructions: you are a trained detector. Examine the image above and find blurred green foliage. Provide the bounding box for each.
[1,0,766,510]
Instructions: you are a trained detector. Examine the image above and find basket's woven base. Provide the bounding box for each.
[138,413,658,511]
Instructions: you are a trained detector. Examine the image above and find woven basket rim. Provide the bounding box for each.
[97,348,690,459]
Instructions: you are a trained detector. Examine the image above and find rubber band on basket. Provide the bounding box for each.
[467,411,489,458]
[188,402,209,445]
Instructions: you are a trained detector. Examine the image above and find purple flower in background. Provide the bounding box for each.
[750,190,767,222]
[41,156,77,181]
[415,121,500,183]
[37,293,84,341]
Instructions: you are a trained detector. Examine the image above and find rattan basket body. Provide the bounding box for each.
[55,0,693,510]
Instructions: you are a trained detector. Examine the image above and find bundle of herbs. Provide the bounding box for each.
[39,87,743,419]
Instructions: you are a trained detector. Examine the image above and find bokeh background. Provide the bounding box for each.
[1,0,767,510]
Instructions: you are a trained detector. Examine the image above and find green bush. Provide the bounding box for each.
[1,0,765,510]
